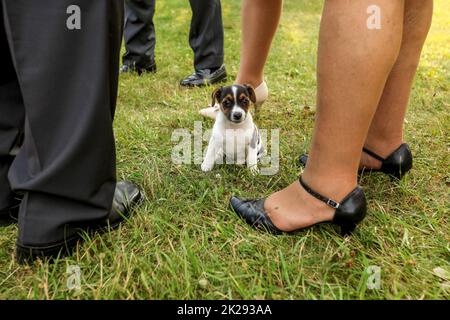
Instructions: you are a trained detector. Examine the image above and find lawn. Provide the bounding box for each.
[0,0,448,300]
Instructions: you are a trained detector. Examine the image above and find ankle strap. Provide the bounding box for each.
[362,147,385,162]
[299,176,340,209]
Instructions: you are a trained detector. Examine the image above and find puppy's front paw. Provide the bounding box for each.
[201,162,213,172]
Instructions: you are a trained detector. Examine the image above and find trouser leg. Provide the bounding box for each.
[0,6,24,210]
[2,0,124,247]
[123,0,156,68]
[188,0,224,71]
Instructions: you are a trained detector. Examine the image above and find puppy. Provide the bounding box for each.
[201,84,264,173]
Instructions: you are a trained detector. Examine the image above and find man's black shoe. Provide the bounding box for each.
[0,196,21,227]
[120,61,157,75]
[16,181,144,264]
[180,64,227,87]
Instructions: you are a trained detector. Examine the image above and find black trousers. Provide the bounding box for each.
[0,0,123,247]
[123,0,224,71]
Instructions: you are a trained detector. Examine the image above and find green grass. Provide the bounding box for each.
[0,0,448,300]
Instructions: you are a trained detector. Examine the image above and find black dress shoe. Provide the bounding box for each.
[299,143,413,180]
[180,65,227,87]
[120,61,157,75]
[16,181,144,264]
[230,176,367,236]
[0,196,21,227]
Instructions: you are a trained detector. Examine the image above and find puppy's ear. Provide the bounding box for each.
[243,84,257,104]
[211,87,222,107]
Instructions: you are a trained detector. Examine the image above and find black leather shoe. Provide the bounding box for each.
[120,61,157,75]
[230,176,367,236]
[299,143,413,180]
[16,181,144,264]
[0,196,21,227]
[361,143,413,179]
[180,65,227,87]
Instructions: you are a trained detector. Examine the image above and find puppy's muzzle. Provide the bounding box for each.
[231,111,244,122]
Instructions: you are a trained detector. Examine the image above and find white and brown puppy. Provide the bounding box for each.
[201,84,264,173]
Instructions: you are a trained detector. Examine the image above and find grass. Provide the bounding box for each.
[0,0,448,300]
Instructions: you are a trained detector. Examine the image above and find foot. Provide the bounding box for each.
[263,180,336,232]
[199,103,220,119]
[16,181,144,264]
[253,80,268,109]
[359,151,382,170]
[230,176,366,235]
[359,140,404,170]
[180,65,227,87]
[299,142,405,171]
[120,61,157,75]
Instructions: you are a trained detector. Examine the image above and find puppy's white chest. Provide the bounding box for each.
[221,127,254,162]
[210,116,263,165]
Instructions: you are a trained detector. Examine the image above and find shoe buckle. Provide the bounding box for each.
[326,199,340,209]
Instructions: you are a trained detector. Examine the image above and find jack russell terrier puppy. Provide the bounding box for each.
[201,84,264,174]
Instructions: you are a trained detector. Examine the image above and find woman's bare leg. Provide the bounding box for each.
[235,0,283,87]
[361,0,433,168]
[265,0,405,231]
[199,0,281,118]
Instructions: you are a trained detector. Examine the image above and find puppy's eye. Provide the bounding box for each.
[223,100,232,108]
[241,98,249,105]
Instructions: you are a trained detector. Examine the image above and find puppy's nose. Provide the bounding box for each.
[232,112,243,121]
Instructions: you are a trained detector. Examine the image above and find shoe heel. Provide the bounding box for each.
[253,81,268,114]
[365,143,413,180]
[340,223,357,236]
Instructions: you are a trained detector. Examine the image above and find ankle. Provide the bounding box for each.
[265,180,336,231]
[301,171,357,203]
[235,74,264,88]
[364,134,403,158]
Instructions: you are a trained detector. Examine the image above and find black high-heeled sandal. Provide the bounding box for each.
[230,176,367,236]
[299,143,413,180]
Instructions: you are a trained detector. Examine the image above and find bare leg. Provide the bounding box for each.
[361,0,433,169]
[235,0,283,87]
[198,0,282,118]
[265,0,405,231]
